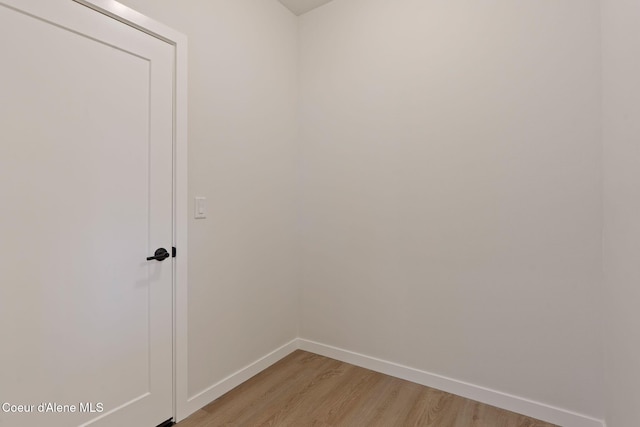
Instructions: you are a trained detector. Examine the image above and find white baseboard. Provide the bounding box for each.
[179,339,299,421]
[178,338,604,427]
[298,339,604,427]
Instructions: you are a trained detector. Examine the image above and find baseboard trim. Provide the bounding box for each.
[179,339,298,421]
[178,338,604,427]
[298,339,604,427]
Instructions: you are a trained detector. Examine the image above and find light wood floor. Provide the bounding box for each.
[176,350,558,427]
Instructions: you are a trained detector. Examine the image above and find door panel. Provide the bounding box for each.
[0,1,174,426]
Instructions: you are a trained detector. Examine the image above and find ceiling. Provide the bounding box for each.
[278,0,335,16]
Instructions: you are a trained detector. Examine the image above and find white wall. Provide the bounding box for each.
[602,1,640,426]
[298,0,604,418]
[116,0,299,401]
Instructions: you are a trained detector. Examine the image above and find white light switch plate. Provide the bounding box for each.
[195,197,206,219]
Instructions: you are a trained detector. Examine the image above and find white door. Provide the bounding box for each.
[0,1,174,426]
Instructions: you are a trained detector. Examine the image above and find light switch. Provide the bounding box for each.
[195,197,206,219]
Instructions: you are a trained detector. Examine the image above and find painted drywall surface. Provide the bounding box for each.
[116,0,299,398]
[298,0,603,417]
[602,0,640,426]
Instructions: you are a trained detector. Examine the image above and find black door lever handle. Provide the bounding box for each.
[147,248,170,262]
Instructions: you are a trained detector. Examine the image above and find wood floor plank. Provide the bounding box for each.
[226,353,347,426]
[176,350,559,427]
[304,364,385,425]
[202,352,338,425]
[248,361,351,426]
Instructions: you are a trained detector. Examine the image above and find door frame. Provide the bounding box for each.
[72,0,189,422]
